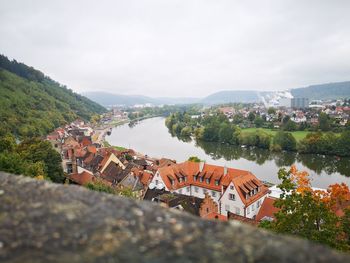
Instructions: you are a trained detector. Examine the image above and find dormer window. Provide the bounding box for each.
[193,176,197,181]
[171,179,175,185]
[206,178,210,184]
[215,180,219,186]
[179,178,183,183]
[184,176,187,182]
[199,177,203,183]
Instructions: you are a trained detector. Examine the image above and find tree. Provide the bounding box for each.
[283,119,297,131]
[0,134,16,152]
[254,116,264,128]
[273,131,297,151]
[268,107,276,115]
[262,166,346,250]
[319,112,331,131]
[188,156,201,162]
[248,112,255,122]
[218,123,233,143]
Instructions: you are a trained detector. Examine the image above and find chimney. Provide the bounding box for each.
[71,149,77,174]
[199,161,205,172]
[224,165,228,176]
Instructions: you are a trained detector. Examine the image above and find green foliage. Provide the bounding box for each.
[262,168,347,251]
[319,112,331,131]
[267,107,276,115]
[0,137,61,181]
[85,179,136,198]
[16,138,64,182]
[273,131,297,151]
[298,131,350,157]
[0,55,105,137]
[188,156,202,162]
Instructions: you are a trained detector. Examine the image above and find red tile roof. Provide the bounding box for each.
[256,197,280,221]
[203,212,228,221]
[69,171,94,185]
[158,161,268,206]
[140,171,152,187]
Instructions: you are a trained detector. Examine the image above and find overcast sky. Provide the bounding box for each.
[1,0,350,97]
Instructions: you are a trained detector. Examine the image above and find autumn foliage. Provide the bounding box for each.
[261,165,350,251]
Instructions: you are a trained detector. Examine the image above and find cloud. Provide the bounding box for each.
[1,0,350,97]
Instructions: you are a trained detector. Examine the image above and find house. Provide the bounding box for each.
[255,197,280,222]
[149,161,268,219]
[69,171,95,185]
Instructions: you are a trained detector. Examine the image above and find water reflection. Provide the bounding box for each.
[195,140,350,177]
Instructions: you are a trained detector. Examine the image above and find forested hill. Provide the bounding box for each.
[0,55,106,137]
[291,81,350,100]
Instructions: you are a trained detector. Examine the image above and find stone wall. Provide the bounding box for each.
[0,172,349,263]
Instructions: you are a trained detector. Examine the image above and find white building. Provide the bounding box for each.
[150,161,269,219]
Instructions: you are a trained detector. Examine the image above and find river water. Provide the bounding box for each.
[106,117,350,188]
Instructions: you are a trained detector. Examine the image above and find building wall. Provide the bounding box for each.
[219,182,245,216]
[244,196,266,219]
[199,194,219,218]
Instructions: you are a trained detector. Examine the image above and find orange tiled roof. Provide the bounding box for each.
[69,171,94,185]
[256,197,280,221]
[140,171,152,186]
[203,212,228,221]
[158,161,268,206]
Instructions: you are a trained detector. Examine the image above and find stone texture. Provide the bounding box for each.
[0,172,349,263]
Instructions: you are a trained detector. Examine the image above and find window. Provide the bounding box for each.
[171,179,175,186]
[179,178,183,183]
[199,177,203,183]
[194,187,199,193]
[229,194,235,200]
[215,180,219,186]
[247,207,250,214]
[203,189,207,194]
[225,205,230,211]
[193,176,197,181]
[252,203,255,211]
[179,189,183,194]
[206,178,210,184]
[212,191,216,197]
[155,180,159,185]
[235,207,240,215]
[257,200,261,208]
[184,176,187,182]
[230,185,234,190]
[186,187,190,192]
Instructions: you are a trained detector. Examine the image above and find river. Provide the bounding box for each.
[106,117,350,188]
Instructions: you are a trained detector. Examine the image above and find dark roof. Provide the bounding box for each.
[133,159,148,167]
[228,212,258,226]
[151,191,203,216]
[89,155,104,172]
[101,162,124,183]
[143,188,169,201]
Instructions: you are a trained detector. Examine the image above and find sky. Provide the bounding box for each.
[0,0,350,98]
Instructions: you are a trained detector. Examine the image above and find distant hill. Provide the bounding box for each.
[291,82,350,100]
[82,91,200,106]
[0,55,106,137]
[200,90,260,104]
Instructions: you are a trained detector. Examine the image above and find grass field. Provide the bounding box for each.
[242,128,309,141]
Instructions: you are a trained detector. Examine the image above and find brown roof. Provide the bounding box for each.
[228,212,258,226]
[101,162,123,183]
[69,171,94,185]
[256,197,280,222]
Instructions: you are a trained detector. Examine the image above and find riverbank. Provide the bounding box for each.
[105,117,350,188]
